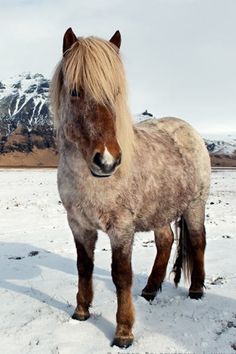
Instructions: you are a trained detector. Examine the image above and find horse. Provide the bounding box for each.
[50,27,211,348]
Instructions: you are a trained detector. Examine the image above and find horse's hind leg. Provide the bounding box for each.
[141,224,174,301]
[68,216,97,320]
[184,201,206,299]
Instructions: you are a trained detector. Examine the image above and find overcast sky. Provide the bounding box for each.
[0,0,236,133]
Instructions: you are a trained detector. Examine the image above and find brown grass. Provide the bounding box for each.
[0,149,235,169]
[0,148,58,168]
[210,154,236,167]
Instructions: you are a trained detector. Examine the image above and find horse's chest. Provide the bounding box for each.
[73,200,101,230]
[58,173,113,231]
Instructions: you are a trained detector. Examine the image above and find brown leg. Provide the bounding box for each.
[183,202,207,299]
[142,224,174,301]
[111,246,134,348]
[188,227,206,299]
[68,217,97,320]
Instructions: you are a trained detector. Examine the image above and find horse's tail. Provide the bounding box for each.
[172,216,193,286]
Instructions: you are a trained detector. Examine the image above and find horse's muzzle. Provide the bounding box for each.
[90,152,121,177]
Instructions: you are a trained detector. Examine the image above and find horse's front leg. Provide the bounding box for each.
[68,216,97,321]
[111,238,134,348]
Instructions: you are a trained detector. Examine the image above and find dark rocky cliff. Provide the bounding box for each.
[0,73,56,157]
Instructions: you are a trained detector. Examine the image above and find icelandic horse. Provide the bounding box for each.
[51,28,211,348]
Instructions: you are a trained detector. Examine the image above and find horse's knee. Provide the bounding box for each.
[74,240,94,276]
[111,252,132,289]
[141,224,173,301]
[155,224,174,248]
[154,224,174,266]
[188,228,206,250]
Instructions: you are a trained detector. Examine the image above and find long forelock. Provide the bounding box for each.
[63,37,127,108]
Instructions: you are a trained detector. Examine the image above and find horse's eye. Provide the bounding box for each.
[70,89,80,97]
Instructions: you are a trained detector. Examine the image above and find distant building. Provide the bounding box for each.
[142,110,153,117]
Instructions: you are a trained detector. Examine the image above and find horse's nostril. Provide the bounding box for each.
[116,154,122,166]
[93,152,103,168]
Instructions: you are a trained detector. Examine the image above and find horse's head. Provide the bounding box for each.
[53,28,127,177]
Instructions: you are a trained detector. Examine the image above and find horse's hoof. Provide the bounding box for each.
[72,311,90,321]
[141,290,156,302]
[189,290,204,300]
[112,336,134,348]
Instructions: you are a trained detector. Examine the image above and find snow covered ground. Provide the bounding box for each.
[0,168,235,354]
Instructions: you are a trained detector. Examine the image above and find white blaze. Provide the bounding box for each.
[102,146,115,166]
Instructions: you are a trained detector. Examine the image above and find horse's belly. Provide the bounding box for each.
[134,207,177,232]
[133,180,195,232]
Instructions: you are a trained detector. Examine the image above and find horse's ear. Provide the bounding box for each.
[109,30,121,50]
[63,27,77,56]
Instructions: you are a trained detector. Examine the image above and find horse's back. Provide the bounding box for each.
[136,117,211,199]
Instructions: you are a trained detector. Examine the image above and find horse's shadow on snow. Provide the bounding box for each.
[0,241,116,340]
[0,241,235,350]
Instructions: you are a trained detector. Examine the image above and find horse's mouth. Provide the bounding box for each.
[90,170,112,178]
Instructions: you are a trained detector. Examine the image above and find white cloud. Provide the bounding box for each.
[0,0,236,133]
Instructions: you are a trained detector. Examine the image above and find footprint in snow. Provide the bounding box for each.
[8,251,39,260]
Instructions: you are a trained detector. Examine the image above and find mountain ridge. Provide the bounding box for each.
[0,73,56,166]
[0,73,235,167]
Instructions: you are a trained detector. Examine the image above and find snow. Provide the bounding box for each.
[204,139,236,156]
[135,112,154,123]
[0,168,235,354]
[202,132,236,156]
[0,73,33,100]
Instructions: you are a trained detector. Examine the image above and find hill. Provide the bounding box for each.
[0,74,235,167]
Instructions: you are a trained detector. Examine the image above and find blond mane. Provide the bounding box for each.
[50,36,135,172]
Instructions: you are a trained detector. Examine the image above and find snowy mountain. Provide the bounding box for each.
[0,73,55,159]
[204,137,236,157]
[204,137,236,167]
[0,73,52,132]
[0,73,235,166]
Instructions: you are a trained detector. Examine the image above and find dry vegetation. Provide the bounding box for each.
[0,148,58,168]
[0,150,235,168]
